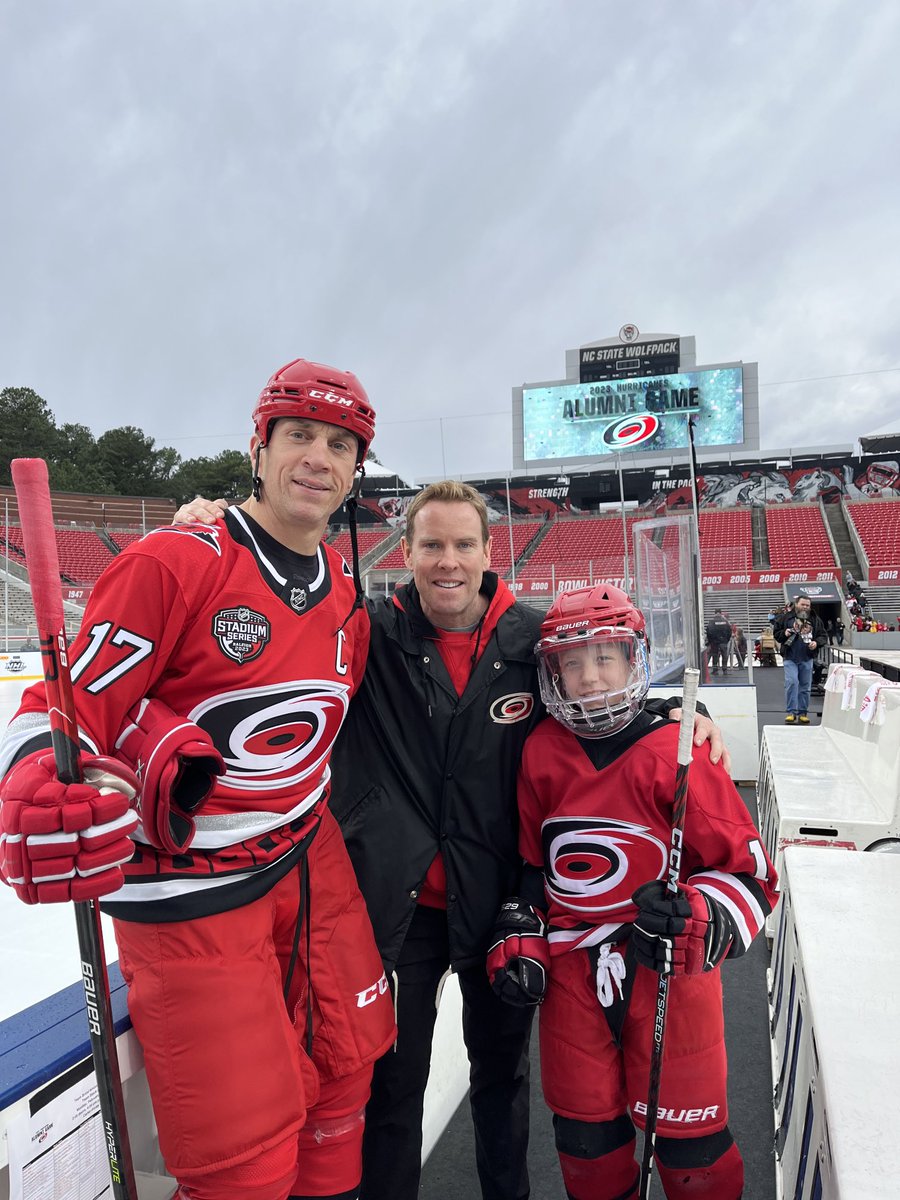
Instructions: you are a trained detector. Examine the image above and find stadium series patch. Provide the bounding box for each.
[212,606,271,664]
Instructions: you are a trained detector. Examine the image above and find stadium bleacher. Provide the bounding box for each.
[329,528,394,564]
[846,498,900,566]
[53,529,115,583]
[766,505,836,569]
[698,509,753,571]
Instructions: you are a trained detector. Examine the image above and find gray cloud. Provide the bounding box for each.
[2,0,898,485]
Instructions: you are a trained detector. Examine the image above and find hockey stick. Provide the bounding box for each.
[11,458,137,1200]
[638,666,701,1200]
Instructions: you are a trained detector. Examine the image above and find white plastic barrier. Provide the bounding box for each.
[648,684,760,782]
[768,847,900,1198]
[757,664,900,934]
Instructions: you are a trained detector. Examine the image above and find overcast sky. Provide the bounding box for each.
[2,0,898,487]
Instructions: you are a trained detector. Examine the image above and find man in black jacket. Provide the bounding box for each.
[705,607,732,675]
[773,593,827,724]
[329,481,728,1200]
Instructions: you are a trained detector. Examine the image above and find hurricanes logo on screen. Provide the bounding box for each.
[602,414,660,449]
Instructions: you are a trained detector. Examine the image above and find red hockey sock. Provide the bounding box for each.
[655,1132,743,1198]
[554,1114,639,1200]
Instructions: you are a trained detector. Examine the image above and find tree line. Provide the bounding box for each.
[0,386,249,504]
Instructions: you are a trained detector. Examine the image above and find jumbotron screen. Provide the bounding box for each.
[522,365,744,461]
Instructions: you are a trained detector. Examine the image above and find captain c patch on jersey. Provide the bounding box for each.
[212,606,271,664]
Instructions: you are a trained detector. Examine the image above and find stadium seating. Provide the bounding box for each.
[697,509,753,571]
[0,525,26,562]
[766,506,835,569]
[485,520,542,574]
[329,528,394,564]
[846,499,900,566]
[53,530,116,584]
[109,531,144,552]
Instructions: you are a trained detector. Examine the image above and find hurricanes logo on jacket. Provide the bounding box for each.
[190,681,350,791]
[212,606,271,664]
[490,693,535,724]
[542,817,668,914]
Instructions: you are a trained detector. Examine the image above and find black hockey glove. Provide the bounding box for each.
[631,880,734,976]
[486,897,550,1007]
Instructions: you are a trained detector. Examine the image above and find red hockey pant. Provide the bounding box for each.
[115,809,395,1200]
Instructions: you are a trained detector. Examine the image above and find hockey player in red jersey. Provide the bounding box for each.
[0,360,396,1200]
[487,584,778,1200]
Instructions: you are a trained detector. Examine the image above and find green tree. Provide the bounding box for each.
[94,426,181,496]
[170,450,250,504]
[49,423,110,494]
[0,387,60,483]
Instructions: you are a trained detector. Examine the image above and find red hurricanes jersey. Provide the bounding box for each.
[5,509,369,921]
[517,712,777,956]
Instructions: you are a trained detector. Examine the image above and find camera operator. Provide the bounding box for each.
[773,594,827,724]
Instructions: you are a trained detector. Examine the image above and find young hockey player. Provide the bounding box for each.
[487,583,777,1200]
[0,360,396,1200]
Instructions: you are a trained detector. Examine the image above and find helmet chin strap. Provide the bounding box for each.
[335,465,367,634]
[251,444,263,501]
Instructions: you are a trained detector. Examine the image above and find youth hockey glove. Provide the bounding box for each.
[0,752,139,904]
[487,897,551,1007]
[115,698,224,854]
[631,880,734,976]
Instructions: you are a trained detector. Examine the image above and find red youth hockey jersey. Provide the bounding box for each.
[3,510,369,921]
[517,712,777,956]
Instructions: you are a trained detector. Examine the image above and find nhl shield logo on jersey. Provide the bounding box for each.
[289,587,307,612]
[212,606,271,664]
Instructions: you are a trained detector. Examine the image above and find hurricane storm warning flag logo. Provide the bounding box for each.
[212,606,271,664]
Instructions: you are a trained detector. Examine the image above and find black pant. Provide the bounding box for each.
[360,905,533,1200]
[709,642,728,672]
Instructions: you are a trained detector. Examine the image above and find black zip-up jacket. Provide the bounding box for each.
[772,606,827,663]
[329,574,544,973]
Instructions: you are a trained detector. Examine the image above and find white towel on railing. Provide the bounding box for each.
[825,664,871,710]
[860,681,900,726]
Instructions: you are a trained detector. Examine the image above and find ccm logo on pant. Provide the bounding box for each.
[356,973,390,1008]
[633,1101,719,1124]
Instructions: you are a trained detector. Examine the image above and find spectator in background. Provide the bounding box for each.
[773,594,827,724]
[825,618,836,646]
[705,608,732,676]
[732,626,747,668]
[836,618,845,645]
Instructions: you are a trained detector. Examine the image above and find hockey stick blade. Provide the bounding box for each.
[10,458,138,1200]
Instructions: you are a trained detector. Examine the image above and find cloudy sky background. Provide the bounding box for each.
[2,0,898,486]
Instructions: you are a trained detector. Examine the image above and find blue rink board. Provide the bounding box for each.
[0,964,131,1109]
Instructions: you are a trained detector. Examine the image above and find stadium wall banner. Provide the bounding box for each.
[522,366,744,461]
[634,456,900,509]
[701,569,839,591]
[475,477,571,519]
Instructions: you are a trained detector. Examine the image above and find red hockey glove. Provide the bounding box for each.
[0,752,139,904]
[487,897,550,1007]
[115,698,224,854]
[631,880,734,976]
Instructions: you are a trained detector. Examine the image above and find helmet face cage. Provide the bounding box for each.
[536,625,651,739]
[252,359,376,467]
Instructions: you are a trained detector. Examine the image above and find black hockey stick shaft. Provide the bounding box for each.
[638,667,700,1200]
[11,459,138,1200]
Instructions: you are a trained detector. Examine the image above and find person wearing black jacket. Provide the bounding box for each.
[328,481,728,1200]
[773,593,827,724]
[705,608,732,675]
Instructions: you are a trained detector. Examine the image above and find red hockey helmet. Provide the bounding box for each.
[252,359,376,467]
[536,583,650,738]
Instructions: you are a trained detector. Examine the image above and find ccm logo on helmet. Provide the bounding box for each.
[308,388,354,406]
[356,973,390,1008]
[490,693,535,724]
